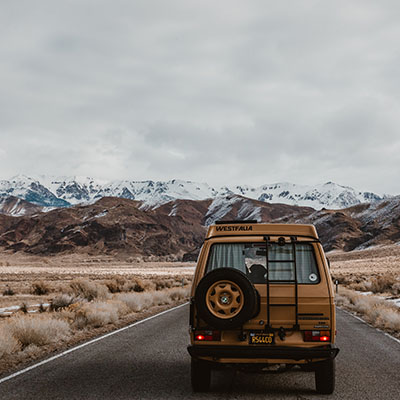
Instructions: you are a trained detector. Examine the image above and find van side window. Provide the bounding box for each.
[206,242,320,284]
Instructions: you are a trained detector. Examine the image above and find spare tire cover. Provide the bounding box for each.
[194,268,258,330]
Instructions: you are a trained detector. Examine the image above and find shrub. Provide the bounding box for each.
[168,287,190,301]
[393,282,400,295]
[103,278,127,294]
[369,274,397,294]
[69,279,109,301]
[38,303,47,313]
[154,278,174,291]
[10,315,70,348]
[73,301,128,329]
[128,278,146,293]
[82,302,118,328]
[31,281,50,296]
[20,303,29,314]
[0,327,20,358]
[2,285,15,296]
[50,294,75,311]
[116,292,153,312]
[337,287,400,333]
[152,291,172,306]
[376,308,400,331]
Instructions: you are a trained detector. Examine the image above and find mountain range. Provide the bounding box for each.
[0,175,386,214]
[0,192,399,258]
[0,175,397,258]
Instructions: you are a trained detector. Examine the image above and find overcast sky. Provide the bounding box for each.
[1,0,400,194]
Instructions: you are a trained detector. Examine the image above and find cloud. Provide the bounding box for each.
[1,0,400,194]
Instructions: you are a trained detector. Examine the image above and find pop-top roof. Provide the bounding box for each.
[205,222,318,240]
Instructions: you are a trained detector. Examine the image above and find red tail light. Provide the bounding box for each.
[194,330,221,341]
[304,330,331,342]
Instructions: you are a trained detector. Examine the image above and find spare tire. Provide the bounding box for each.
[194,268,258,329]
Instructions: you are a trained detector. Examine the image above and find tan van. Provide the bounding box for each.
[188,221,339,394]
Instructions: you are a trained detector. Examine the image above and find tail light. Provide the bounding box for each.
[304,330,331,342]
[194,330,221,341]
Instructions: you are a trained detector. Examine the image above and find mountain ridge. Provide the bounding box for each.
[0,175,386,211]
[0,194,399,258]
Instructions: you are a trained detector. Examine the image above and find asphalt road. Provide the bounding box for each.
[0,305,399,400]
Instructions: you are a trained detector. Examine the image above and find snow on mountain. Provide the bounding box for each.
[0,175,385,210]
[204,195,262,226]
[219,182,383,210]
[0,176,70,207]
[0,195,43,216]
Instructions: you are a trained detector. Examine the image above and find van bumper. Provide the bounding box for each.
[187,345,339,361]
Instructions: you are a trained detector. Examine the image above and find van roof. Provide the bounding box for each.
[206,222,319,240]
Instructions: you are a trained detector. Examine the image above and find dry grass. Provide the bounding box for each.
[115,292,156,312]
[0,326,20,358]
[0,253,193,372]
[9,315,70,348]
[336,287,400,333]
[69,279,109,301]
[115,287,190,313]
[169,287,190,301]
[335,272,400,296]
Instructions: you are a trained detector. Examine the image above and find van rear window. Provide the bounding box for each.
[206,242,320,284]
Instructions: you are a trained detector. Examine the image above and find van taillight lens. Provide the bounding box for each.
[304,330,330,342]
[194,330,221,341]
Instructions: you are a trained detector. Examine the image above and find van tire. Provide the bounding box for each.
[315,359,335,394]
[191,358,211,392]
[194,268,258,329]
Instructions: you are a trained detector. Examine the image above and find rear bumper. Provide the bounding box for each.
[188,344,339,361]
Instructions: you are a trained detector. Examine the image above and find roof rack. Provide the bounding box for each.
[215,220,258,225]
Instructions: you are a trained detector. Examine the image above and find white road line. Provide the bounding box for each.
[339,307,400,345]
[0,302,189,385]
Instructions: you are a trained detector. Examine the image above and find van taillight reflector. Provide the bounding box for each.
[194,330,221,341]
[304,330,330,342]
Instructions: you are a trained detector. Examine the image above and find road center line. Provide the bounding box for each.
[0,302,189,385]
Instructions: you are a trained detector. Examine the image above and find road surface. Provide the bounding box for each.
[0,305,399,399]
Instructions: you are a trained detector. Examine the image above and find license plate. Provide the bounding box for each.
[249,332,275,345]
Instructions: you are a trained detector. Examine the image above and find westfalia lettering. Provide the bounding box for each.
[215,226,253,232]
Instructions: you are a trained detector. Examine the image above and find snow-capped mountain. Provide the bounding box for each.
[0,175,385,210]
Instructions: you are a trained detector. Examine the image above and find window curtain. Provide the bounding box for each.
[295,244,318,283]
[207,244,246,273]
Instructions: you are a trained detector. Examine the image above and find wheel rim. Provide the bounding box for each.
[205,280,244,319]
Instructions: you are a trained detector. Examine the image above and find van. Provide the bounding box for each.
[188,221,339,394]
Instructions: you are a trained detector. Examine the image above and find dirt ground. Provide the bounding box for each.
[328,244,400,280]
[0,252,195,311]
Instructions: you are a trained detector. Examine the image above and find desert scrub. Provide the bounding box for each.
[9,315,70,348]
[345,273,400,296]
[50,293,75,311]
[115,287,190,312]
[336,287,400,333]
[69,278,109,301]
[0,326,20,358]
[115,292,154,312]
[73,300,130,329]
[31,280,50,295]
[103,277,129,293]
[168,287,190,301]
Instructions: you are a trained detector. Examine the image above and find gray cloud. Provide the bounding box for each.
[1,0,400,194]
